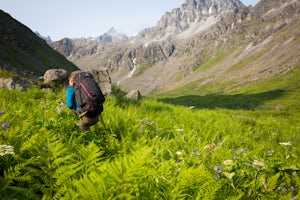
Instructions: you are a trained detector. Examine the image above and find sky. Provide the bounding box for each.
[0,0,260,41]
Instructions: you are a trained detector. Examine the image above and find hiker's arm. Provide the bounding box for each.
[66,86,76,110]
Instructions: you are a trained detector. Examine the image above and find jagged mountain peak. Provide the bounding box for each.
[95,27,128,43]
[107,27,117,34]
[35,31,52,43]
[137,0,245,41]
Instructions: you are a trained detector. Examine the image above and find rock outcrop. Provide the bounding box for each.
[86,68,113,96]
[0,77,32,91]
[125,89,142,100]
[43,69,68,84]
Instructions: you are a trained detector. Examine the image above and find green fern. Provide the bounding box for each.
[169,165,221,200]
[267,172,281,192]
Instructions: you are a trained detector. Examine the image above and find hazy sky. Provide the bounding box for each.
[0,0,260,41]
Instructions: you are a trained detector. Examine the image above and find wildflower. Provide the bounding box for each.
[267,149,275,155]
[176,151,182,155]
[223,160,233,166]
[290,197,295,200]
[214,166,224,173]
[177,160,184,165]
[42,147,47,151]
[252,160,266,167]
[146,121,154,126]
[2,122,9,128]
[232,156,239,160]
[278,187,281,190]
[0,145,15,156]
[55,105,62,114]
[290,186,295,192]
[57,133,61,137]
[204,145,210,150]
[0,110,4,115]
[136,118,148,122]
[242,148,250,155]
[190,151,200,157]
[215,174,221,179]
[279,142,292,146]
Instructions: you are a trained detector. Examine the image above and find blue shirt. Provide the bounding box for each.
[66,86,80,111]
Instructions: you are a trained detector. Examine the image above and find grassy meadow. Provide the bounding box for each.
[0,68,299,199]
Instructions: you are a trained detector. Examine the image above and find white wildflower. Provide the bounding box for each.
[252,160,266,167]
[0,145,15,156]
[279,142,292,146]
[204,145,210,150]
[223,159,233,166]
[176,151,182,155]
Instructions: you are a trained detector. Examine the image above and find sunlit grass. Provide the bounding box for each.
[0,71,299,199]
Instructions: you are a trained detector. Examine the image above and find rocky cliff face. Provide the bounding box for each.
[137,0,244,40]
[50,0,300,95]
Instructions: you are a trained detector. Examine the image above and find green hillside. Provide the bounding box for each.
[156,66,300,112]
[0,10,79,76]
[0,68,299,199]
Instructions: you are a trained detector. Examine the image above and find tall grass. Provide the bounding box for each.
[0,75,299,199]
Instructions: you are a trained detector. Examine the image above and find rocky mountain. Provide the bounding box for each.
[96,27,129,43]
[136,0,245,41]
[35,32,53,43]
[50,27,129,59]
[50,0,299,95]
[0,10,79,78]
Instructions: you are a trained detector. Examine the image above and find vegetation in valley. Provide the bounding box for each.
[0,66,299,199]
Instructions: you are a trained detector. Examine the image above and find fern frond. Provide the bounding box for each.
[169,165,221,200]
[267,172,281,192]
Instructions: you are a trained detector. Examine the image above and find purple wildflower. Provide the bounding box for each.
[216,174,221,179]
[2,122,9,128]
[214,166,224,173]
[0,110,4,115]
[177,160,185,165]
[290,186,295,192]
[190,151,200,157]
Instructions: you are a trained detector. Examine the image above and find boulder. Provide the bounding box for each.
[125,89,142,100]
[43,69,68,84]
[0,77,32,91]
[86,68,114,96]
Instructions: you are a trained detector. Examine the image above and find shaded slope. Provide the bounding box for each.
[0,10,79,76]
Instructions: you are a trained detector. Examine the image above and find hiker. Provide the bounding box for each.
[66,71,105,131]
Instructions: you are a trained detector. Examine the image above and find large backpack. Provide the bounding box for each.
[73,72,105,117]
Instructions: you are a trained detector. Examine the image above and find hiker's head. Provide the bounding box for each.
[68,72,78,86]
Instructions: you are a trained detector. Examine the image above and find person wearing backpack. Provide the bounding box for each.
[66,71,105,131]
